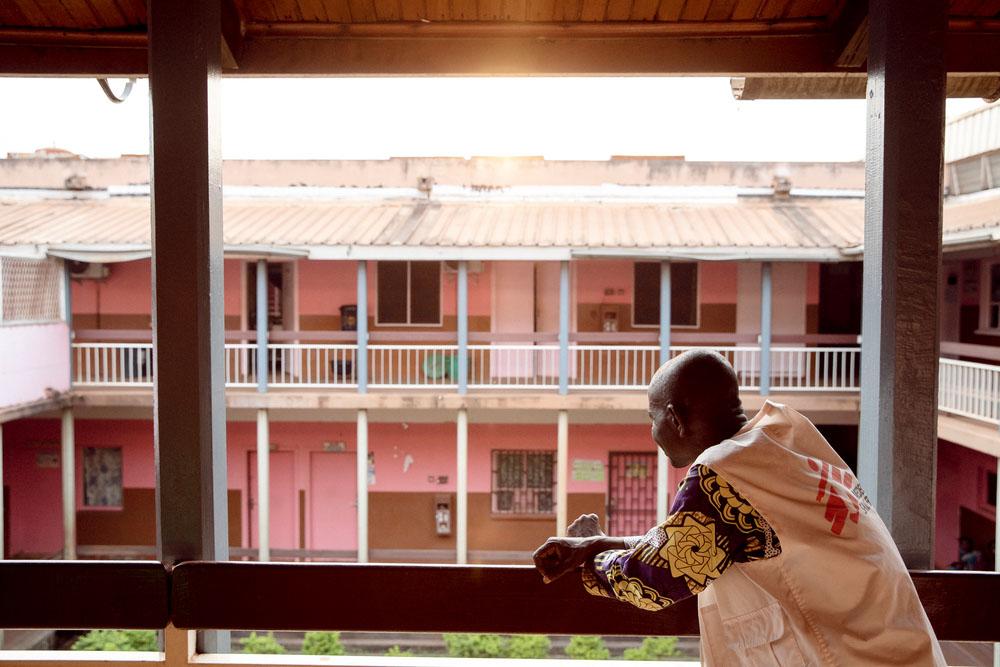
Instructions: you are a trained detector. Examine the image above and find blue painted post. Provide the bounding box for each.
[64,261,73,385]
[760,262,773,397]
[659,261,671,366]
[558,260,570,396]
[457,261,469,395]
[256,260,268,393]
[357,261,368,394]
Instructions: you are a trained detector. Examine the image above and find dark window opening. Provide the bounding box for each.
[247,262,286,330]
[633,262,698,327]
[377,261,441,325]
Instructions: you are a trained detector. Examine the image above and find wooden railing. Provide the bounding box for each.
[1,561,999,642]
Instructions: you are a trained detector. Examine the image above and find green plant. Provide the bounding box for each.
[240,632,286,654]
[442,633,506,658]
[565,635,610,660]
[386,645,415,657]
[505,634,551,659]
[71,630,158,652]
[623,636,682,660]
[302,631,346,656]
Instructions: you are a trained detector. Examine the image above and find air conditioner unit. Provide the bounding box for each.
[68,260,109,280]
[443,260,483,274]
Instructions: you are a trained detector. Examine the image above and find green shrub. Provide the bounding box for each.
[623,636,682,660]
[302,631,346,656]
[240,632,286,654]
[506,634,551,659]
[386,645,415,657]
[442,633,506,658]
[71,630,158,652]
[565,635,610,660]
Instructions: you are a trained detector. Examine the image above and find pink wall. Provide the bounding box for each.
[935,439,997,568]
[298,261,356,316]
[575,260,739,305]
[806,263,820,305]
[0,323,70,408]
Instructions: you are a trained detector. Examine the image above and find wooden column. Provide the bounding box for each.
[149,0,228,576]
[858,0,946,569]
[61,408,75,560]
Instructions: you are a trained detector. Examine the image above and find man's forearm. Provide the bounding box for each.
[583,535,631,559]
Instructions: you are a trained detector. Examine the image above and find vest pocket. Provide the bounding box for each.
[722,602,808,666]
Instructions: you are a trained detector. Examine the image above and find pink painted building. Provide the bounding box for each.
[0,152,996,569]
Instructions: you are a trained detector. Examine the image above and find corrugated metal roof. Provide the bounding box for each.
[946,101,1000,163]
[0,192,996,260]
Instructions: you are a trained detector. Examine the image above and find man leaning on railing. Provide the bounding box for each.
[534,350,945,666]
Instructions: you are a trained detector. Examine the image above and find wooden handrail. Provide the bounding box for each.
[2,561,998,642]
[0,561,169,630]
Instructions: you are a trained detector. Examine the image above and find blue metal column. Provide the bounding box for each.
[64,261,73,385]
[558,261,570,396]
[357,261,368,394]
[759,262,773,397]
[254,260,270,562]
[457,261,469,394]
[256,260,268,393]
[657,260,671,523]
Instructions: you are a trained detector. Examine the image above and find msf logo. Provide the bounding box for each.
[806,458,872,536]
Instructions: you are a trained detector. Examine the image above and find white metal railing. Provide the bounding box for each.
[225,343,258,388]
[938,357,1000,424]
[269,344,358,388]
[73,342,154,386]
[469,344,560,389]
[367,344,459,389]
[769,347,861,392]
[570,345,660,389]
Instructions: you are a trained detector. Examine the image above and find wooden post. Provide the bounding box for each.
[149,0,228,651]
[557,410,569,537]
[456,408,468,564]
[759,262,772,397]
[558,261,570,395]
[357,261,368,394]
[657,261,671,523]
[457,260,469,394]
[61,408,75,560]
[858,0,946,569]
[356,409,369,563]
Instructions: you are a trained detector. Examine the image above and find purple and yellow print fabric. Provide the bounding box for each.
[582,464,781,611]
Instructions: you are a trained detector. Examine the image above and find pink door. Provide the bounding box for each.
[309,452,357,551]
[248,451,297,550]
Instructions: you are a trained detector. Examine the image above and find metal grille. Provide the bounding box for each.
[607,452,657,536]
[0,257,62,324]
[491,450,555,515]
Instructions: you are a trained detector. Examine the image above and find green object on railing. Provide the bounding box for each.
[423,352,465,380]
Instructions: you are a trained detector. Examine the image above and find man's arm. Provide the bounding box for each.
[533,465,781,612]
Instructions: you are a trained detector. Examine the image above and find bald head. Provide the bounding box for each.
[647,350,747,466]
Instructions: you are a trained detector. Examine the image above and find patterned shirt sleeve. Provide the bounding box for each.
[581,464,781,611]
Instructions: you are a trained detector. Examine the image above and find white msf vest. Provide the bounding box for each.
[693,401,945,666]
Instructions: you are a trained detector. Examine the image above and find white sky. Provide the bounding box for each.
[0,77,987,162]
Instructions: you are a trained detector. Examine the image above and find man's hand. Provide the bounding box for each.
[532,536,601,584]
[567,513,605,538]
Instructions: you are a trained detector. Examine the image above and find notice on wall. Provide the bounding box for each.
[36,452,59,468]
[572,459,604,482]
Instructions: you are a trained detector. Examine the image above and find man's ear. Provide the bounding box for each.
[665,403,684,437]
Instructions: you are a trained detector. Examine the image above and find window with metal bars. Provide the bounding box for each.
[0,257,62,325]
[491,449,555,515]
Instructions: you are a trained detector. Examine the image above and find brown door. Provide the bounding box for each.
[607,452,657,537]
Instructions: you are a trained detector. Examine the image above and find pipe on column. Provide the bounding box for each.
[357,261,368,394]
[760,262,773,397]
[356,409,369,563]
[61,408,76,560]
[557,410,569,536]
[657,260,672,523]
[256,409,270,562]
[456,408,469,564]
[558,261,570,395]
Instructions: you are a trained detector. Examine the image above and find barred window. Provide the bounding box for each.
[0,257,62,324]
[491,450,555,515]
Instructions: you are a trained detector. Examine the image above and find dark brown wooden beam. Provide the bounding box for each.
[0,561,169,630]
[221,0,244,70]
[831,0,868,67]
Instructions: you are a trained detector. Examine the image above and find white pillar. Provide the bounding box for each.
[556,410,569,537]
[256,408,270,562]
[61,408,76,560]
[456,408,468,564]
[356,409,369,564]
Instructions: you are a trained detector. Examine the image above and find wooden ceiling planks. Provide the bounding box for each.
[681,0,713,20]
[629,0,660,20]
[655,0,685,21]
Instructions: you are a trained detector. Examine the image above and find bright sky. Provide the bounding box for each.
[0,77,987,162]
